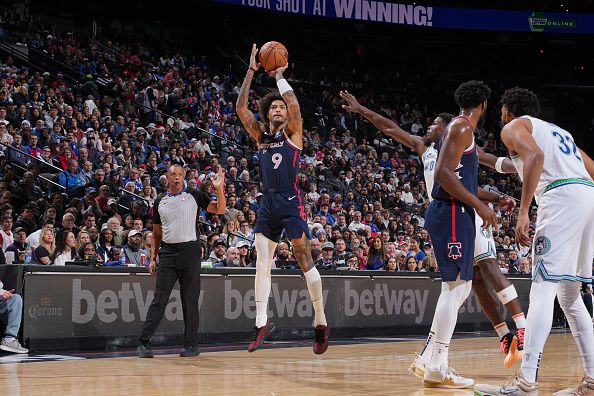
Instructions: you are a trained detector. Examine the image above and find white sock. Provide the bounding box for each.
[303,267,327,327]
[254,275,271,328]
[419,330,435,363]
[557,281,594,378]
[432,341,449,367]
[521,279,559,383]
[513,313,527,329]
[429,277,471,368]
[254,233,277,328]
[495,323,510,339]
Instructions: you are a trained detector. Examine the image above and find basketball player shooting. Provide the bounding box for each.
[340,91,525,369]
[474,88,594,396]
[236,44,329,354]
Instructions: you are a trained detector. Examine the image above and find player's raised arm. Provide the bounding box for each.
[268,65,302,142]
[500,118,544,246]
[435,120,496,228]
[477,146,517,174]
[340,90,426,154]
[236,44,264,143]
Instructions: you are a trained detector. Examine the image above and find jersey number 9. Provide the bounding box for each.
[272,153,283,169]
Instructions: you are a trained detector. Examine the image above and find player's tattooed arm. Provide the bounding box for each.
[293,238,315,272]
[268,65,302,142]
[236,44,263,143]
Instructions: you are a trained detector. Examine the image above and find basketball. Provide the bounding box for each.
[259,41,288,72]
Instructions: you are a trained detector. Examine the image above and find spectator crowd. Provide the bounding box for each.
[0,7,536,275]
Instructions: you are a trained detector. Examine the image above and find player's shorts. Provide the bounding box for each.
[473,211,497,265]
[531,180,594,283]
[425,198,476,281]
[254,190,311,243]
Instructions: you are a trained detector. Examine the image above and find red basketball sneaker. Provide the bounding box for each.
[500,332,514,354]
[248,321,275,353]
[313,325,329,355]
[516,328,525,351]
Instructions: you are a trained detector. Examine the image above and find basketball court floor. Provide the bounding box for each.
[0,330,585,395]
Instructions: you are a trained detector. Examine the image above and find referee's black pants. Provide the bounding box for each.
[140,240,201,347]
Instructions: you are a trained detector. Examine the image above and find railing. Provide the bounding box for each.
[0,142,66,191]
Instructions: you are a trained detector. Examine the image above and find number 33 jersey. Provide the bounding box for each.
[511,116,592,204]
[258,129,301,192]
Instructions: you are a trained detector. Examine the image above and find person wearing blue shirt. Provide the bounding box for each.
[58,159,83,193]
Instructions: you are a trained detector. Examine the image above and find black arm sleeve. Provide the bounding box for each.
[190,190,213,211]
[152,197,162,224]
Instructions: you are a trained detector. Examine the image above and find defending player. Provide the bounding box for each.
[236,44,329,355]
[474,88,594,395]
[419,80,498,388]
[340,91,525,370]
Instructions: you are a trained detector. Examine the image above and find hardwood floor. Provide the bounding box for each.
[0,333,586,395]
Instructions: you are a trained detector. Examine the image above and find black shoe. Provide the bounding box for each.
[180,345,200,357]
[137,343,154,358]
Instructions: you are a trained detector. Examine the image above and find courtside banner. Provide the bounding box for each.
[22,271,530,342]
[211,0,594,34]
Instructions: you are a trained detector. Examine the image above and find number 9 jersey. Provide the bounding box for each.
[254,129,310,242]
[258,129,301,192]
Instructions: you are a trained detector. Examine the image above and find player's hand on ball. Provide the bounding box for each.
[477,205,499,232]
[149,260,157,275]
[498,195,516,214]
[249,44,260,72]
[267,64,288,79]
[339,90,362,113]
[515,211,532,247]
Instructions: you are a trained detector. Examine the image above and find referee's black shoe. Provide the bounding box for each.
[180,345,201,357]
[137,342,154,358]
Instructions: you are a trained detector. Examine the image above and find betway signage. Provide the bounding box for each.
[212,0,594,34]
[23,273,530,341]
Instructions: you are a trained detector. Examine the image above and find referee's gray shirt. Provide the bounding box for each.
[152,190,212,243]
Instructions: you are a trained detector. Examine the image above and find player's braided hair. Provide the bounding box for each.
[454,80,492,109]
[500,87,541,117]
[258,92,285,125]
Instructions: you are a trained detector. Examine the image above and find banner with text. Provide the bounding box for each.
[211,0,594,34]
[23,272,530,343]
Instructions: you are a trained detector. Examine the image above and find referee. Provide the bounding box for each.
[138,164,226,358]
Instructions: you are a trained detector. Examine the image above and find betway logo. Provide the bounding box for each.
[225,280,329,320]
[72,279,203,324]
[344,281,429,323]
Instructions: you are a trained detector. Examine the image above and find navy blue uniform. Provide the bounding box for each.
[254,129,310,242]
[425,117,478,281]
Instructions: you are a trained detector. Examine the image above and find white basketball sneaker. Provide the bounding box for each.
[552,376,594,396]
[474,373,539,395]
[422,364,474,389]
[408,354,428,379]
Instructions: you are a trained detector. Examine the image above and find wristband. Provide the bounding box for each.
[495,157,506,173]
[248,68,257,73]
[276,78,293,96]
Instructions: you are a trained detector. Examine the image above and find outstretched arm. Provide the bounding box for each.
[236,44,263,143]
[477,146,517,173]
[340,91,426,154]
